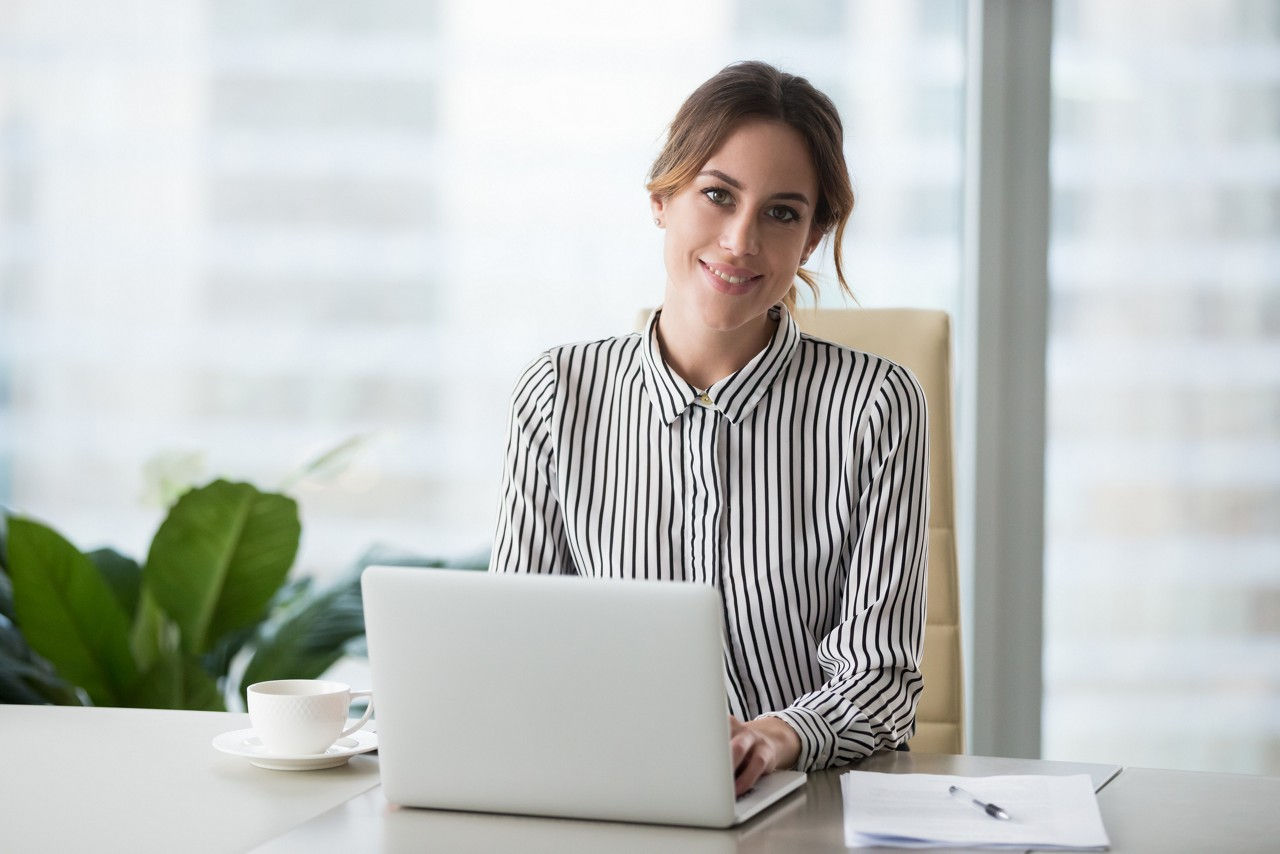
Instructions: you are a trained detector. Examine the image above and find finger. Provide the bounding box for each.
[732,729,764,775]
[730,731,750,768]
[734,750,767,797]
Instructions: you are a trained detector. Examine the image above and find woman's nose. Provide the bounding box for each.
[720,211,759,257]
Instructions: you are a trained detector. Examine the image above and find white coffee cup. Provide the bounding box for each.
[247,679,374,756]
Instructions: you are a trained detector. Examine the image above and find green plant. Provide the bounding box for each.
[0,479,368,710]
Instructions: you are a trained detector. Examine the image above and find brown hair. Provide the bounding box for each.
[647,61,855,308]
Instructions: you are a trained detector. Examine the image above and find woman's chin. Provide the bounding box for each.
[663,283,776,337]
[696,290,773,330]
[694,299,771,336]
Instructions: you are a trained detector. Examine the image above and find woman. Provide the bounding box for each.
[490,61,929,796]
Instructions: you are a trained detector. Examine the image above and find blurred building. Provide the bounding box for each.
[1044,0,1280,773]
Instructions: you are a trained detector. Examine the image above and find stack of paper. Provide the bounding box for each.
[841,772,1110,850]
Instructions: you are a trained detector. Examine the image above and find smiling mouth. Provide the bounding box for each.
[701,260,761,285]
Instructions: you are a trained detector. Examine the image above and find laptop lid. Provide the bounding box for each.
[360,566,804,828]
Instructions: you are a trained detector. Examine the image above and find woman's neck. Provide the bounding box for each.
[655,304,777,391]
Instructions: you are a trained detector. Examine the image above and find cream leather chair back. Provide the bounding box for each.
[792,307,964,754]
[635,307,965,754]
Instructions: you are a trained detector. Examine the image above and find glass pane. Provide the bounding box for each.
[1045,0,1280,774]
[0,1,965,586]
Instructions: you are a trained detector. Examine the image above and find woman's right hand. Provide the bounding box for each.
[729,715,800,797]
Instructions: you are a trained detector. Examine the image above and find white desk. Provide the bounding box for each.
[1094,765,1280,853]
[0,705,380,853]
[5,705,1279,853]
[254,750,1121,854]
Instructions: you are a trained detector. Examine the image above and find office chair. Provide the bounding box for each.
[791,307,964,754]
[636,307,966,755]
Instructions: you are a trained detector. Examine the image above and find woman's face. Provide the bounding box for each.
[651,119,824,336]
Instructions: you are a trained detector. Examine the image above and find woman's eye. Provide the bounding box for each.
[768,205,800,223]
[701,187,732,206]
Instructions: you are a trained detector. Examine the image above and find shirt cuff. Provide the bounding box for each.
[759,706,836,772]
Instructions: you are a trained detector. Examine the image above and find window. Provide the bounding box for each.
[1044,0,1280,774]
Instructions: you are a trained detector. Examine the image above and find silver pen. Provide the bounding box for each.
[948,785,1012,820]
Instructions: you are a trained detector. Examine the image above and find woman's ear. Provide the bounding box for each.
[650,193,667,227]
[803,225,824,261]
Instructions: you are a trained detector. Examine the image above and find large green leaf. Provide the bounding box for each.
[0,518,13,620]
[129,590,175,674]
[0,617,84,705]
[122,590,223,711]
[205,576,310,685]
[5,517,138,706]
[239,577,365,699]
[0,567,14,623]
[126,647,224,711]
[144,480,300,655]
[201,621,258,684]
[88,548,142,617]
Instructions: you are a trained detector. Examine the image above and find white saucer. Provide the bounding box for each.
[212,727,378,771]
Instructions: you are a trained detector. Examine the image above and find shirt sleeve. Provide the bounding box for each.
[763,363,930,769]
[489,354,576,575]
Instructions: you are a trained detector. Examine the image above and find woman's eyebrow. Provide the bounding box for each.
[697,169,811,205]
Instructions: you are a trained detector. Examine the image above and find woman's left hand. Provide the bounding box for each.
[729,715,801,797]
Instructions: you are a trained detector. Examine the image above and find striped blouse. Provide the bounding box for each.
[489,305,930,770]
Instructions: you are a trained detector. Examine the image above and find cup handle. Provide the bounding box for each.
[339,690,374,739]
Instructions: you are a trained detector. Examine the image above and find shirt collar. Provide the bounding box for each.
[640,305,801,426]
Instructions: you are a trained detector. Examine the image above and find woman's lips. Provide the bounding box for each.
[700,260,761,295]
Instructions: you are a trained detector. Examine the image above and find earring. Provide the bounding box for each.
[654,218,663,228]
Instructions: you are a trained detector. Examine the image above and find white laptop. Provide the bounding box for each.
[360,566,807,828]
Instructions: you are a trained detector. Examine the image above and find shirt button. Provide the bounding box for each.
[698,392,713,405]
